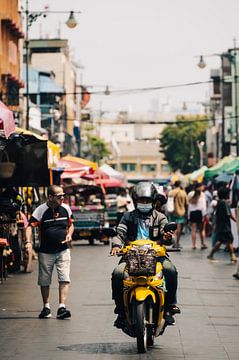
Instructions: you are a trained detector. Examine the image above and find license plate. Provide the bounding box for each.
[79,230,91,237]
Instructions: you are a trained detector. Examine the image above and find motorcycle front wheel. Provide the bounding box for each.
[135,301,147,353]
[146,304,154,347]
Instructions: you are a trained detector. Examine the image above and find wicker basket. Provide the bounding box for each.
[126,249,157,276]
[0,151,16,179]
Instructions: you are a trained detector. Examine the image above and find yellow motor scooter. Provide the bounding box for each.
[120,238,168,353]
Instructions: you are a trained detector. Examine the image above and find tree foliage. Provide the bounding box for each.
[159,115,208,173]
[81,124,111,164]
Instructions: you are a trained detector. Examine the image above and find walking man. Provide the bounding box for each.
[168,181,188,249]
[25,185,74,319]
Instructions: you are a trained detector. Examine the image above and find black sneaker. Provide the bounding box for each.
[164,312,175,325]
[169,305,181,315]
[57,307,71,319]
[39,307,52,319]
[114,314,125,329]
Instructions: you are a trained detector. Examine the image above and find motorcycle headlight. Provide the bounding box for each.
[155,271,163,280]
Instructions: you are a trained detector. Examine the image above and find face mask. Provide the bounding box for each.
[137,203,152,213]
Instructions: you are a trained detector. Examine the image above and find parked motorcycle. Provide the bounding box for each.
[117,238,169,353]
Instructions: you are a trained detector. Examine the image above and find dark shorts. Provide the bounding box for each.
[215,231,233,244]
[189,210,202,224]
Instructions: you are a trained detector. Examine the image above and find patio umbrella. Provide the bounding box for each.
[214,173,233,183]
[0,101,15,138]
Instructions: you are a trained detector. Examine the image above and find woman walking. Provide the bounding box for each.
[207,187,237,263]
[188,183,208,250]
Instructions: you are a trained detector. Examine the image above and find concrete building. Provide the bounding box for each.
[27,38,77,152]
[21,65,64,137]
[0,0,24,118]
[93,114,174,181]
[207,48,239,160]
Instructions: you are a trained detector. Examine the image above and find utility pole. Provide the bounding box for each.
[233,38,239,156]
[25,0,30,130]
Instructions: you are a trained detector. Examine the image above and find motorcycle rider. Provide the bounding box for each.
[111,182,180,328]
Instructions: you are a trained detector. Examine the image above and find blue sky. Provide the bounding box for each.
[25,0,239,113]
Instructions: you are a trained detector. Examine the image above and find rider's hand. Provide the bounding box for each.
[163,230,174,241]
[110,247,121,256]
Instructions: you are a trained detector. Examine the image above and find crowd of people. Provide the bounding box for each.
[164,179,239,273]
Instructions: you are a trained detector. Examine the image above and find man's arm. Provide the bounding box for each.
[111,213,129,255]
[62,223,74,244]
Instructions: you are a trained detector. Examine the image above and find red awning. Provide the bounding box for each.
[58,157,94,180]
[61,167,92,180]
[95,178,125,188]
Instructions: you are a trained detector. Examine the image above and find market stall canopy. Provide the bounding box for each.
[100,164,125,180]
[60,155,98,170]
[220,158,239,174]
[0,101,16,139]
[0,131,49,186]
[16,127,60,168]
[214,173,233,183]
[58,155,96,181]
[204,156,239,180]
[189,166,208,183]
[95,177,126,188]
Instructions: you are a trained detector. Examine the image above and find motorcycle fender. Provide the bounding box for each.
[130,287,156,303]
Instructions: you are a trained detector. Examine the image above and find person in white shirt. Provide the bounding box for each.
[187,183,208,250]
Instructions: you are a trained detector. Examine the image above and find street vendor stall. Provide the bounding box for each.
[0,117,55,277]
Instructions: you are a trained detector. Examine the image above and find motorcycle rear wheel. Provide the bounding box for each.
[135,301,147,353]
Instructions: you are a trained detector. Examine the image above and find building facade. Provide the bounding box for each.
[208,48,239,160]
[0,0,24,118]
[93,115,173,181]
[27,38,77,153]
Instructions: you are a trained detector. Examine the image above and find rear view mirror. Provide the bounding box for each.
[163,222,177,232]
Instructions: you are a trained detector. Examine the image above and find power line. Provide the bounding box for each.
[3,79,212,97]
[14,108,239,124]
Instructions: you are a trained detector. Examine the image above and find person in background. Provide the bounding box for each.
[116,188,129,224]
[25,185,74,319]
[187,182,208,250]
[125,188,134,212]
[210,190,219,246]
[230,173,239,252]
[168,181,188,249]
[207,187,237,263]
[233,262,239,279]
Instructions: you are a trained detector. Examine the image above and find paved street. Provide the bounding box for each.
[0,233,239,360]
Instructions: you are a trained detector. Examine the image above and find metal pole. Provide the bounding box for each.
[233,38,239,156]
[25,0,30,130]
[220,54,226,157]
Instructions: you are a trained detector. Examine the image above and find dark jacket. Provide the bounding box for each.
[112,208,171,248]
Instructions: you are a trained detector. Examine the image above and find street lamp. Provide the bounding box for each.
[23,0,81,130]
[197,44,239,157]
[197,140,205,168]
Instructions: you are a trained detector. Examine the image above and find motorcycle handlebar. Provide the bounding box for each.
[166,247,181,252]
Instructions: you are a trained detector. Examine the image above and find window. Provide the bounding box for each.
[121,163,136,172]
[161,163,171,173]
[223,82,232,106]
[141,164,156,172]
